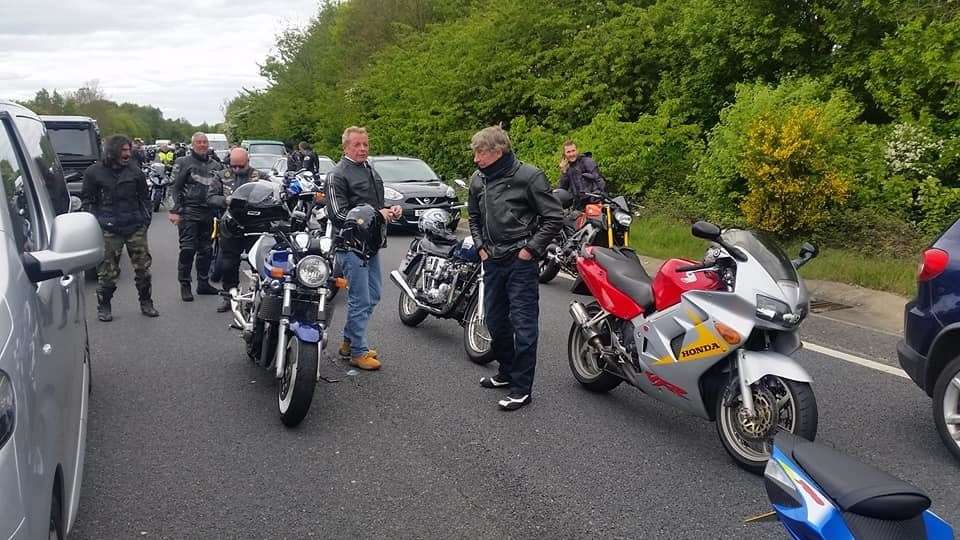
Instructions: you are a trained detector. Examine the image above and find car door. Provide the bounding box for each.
[6,112,85,532]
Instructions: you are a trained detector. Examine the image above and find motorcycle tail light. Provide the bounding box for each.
[918,248,949,282]
[714,321,741,345]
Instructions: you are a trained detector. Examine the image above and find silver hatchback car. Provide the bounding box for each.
[0,102,103,539]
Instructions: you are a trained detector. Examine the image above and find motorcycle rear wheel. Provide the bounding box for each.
[463,300,494,364]
[278,336,318,427]
[538,259,560,283]
[567,303,622,393]
[716,375,818,475]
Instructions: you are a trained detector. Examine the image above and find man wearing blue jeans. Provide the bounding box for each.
[467,126,564,410]
[326,126,402,370]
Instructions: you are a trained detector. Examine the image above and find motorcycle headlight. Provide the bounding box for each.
[296,255,329,288]
[614,210,633,227]
[384,187,403,201]
[756,295,796,325]
[445,185,455,198]
[0,371,15,449]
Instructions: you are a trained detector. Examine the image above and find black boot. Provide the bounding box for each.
[137,284,160,317]
[196,280,220,295]
[96,288,114,322]
[216,293,231,313]
[181,283,194,302]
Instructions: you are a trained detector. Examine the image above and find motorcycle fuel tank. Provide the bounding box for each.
[653,259,722,312]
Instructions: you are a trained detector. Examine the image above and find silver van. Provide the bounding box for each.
[0,101,103,539]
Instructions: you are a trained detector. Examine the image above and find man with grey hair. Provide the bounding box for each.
[326,126,402,371]
[170,132,223,301]
[467,125,563,410]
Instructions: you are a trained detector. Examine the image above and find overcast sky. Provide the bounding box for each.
[0,0,320,124]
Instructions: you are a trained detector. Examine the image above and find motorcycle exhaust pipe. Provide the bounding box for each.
[389,270,432,311]
[569,301,603,349]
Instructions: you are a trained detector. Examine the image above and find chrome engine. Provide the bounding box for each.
[416,255,473,306]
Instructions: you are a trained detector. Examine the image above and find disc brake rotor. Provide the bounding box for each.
[734,385,779,442]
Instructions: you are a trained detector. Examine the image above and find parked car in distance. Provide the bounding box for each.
[249,153,283,181]
[271,155,336,184]
[368,156,459,231]
[241,139,286,157]
[899,217,960,461]
[1,100,103,539]
[205,133,229,161]
[40,115,102,197]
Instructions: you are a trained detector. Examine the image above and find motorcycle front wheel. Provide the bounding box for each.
[278,336,318,427]
[716,375,818,474]
[538,258,561,284]
[463,300,494,364]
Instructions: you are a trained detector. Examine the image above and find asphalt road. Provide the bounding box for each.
[72,213,959,539]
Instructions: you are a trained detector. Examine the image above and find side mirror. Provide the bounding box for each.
[438,174,445,182]
[64,171,82,183]
[691,221,721,240]
[22,212,104,282]
[800,242,819,259]
[69,196,82,212]
[454,178,468,189]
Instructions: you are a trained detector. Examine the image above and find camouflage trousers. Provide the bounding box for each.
[98,227,152,293]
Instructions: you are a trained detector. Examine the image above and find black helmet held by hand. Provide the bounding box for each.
[338,204,384,260]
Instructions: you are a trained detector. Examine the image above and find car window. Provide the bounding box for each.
[15,116,70,215]
[317,158,335,174]
[248,144,285,156]
[275,159,287,173]
[371,159,439,182]
[0,119,44,254]
[46,125,96,157]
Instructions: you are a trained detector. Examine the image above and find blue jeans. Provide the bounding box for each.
[338,250,382,357]
[483,255,540,395]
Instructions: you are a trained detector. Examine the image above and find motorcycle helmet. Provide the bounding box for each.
[553,188,574,210]
[338,204,384,260]
[418,208,453,237]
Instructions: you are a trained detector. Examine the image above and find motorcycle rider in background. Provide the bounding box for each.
[557,139,606,210]
[169,132,223,301]
[157,142,176,171]
[208,148,267,313]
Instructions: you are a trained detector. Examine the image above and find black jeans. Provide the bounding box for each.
[177,218,213,284]
[483,254,540,395]
[219,230,258,292]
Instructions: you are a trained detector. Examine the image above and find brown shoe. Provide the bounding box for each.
[350,352,381,371]
[340,341,377,358]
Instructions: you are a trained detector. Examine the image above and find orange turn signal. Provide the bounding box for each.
[314,192,326,204]
[714,322,742,345]
[270,267,285,279]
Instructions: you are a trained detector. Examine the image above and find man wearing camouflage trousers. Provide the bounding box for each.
[81,134,159,321]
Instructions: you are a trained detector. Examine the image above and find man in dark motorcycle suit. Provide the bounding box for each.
[557,139,606,211]
[169,132,223,301]
[207,148,266,312]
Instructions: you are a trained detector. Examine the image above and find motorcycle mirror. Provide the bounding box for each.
[799,242,819,260]
[64,171,82,183]
[691,221,721,240]
[454,178,468,189]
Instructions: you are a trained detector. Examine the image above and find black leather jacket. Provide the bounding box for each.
[171,151,223,221]
[325,158,386,229]
[205,166,263,210]
[80,161,150,235]
[468,159,563,260]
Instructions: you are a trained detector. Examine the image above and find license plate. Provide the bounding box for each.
[415,209,430,216]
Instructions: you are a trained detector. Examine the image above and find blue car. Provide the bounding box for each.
[898,218,960,461]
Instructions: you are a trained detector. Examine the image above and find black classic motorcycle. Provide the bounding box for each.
[389,208,494,364]
[226,181,338,427]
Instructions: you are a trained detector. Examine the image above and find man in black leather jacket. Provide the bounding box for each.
[467,125,563,410]
[169,132,223,301]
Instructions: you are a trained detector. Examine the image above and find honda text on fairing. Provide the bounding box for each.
[539,189,633,283]
[762,432,953,539]
[567,220,820,473]
[390,205,494,364]
[225,181,339,427]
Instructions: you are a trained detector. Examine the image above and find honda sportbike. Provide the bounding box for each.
[567,221,820,473]
[389,208,494,364]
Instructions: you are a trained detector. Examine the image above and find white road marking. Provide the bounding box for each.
[802,342,909,379]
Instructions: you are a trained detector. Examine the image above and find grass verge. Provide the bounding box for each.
[629,214,918,297]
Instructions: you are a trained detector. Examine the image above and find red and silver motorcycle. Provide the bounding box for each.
[566,221,820,473]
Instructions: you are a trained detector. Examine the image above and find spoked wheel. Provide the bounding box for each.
[933,357,960,461]
[278,336,318,427]
[717,375,818,474]
[398,262,428,327]
[566,302,621,392]
[463,299,494,364]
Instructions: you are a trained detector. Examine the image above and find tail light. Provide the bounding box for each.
[918,248,949,282]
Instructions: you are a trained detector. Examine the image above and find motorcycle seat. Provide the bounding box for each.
[591,247,654,313]
[420,236,457,258]
[780,432,931,520]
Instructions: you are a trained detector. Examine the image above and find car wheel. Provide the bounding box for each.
[933,356,960,461]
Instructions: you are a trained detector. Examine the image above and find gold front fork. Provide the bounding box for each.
[606,206,614,247]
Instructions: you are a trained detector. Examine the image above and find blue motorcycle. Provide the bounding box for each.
[764,431,953,539]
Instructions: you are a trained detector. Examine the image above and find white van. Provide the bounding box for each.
[206,133,229,160]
